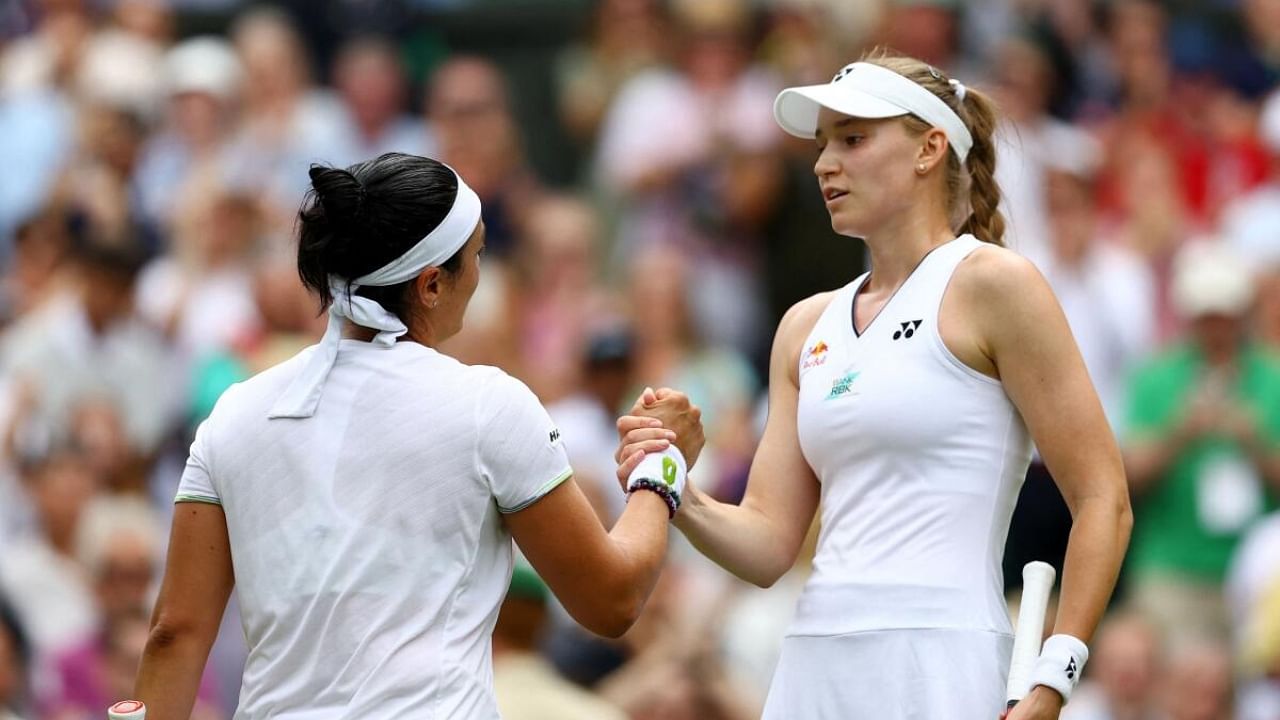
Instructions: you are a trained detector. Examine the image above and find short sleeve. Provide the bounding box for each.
[477,373,573,513]
[174,419,221,505]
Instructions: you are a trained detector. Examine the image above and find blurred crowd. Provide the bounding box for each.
[0,0,1279,718]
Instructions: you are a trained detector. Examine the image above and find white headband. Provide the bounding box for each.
[774,62,973,162]
[268,171,482,419]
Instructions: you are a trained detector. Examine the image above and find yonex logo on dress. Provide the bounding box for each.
[826,371,860,400]
[892,320,923,340]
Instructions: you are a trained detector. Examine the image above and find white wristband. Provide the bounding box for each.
[1029,634,1089,704]
[626,446,687,502]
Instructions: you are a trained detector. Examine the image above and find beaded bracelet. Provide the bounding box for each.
[628,478,681,519]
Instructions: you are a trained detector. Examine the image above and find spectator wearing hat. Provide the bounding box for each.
[134,36,244,234]
[492,563,626,720]
[1122,241,1280,650]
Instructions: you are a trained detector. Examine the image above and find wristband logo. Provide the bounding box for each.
[1065,657,1077,681]
[662,456,678,486]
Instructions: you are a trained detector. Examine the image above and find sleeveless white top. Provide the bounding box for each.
[792,235,1032,637]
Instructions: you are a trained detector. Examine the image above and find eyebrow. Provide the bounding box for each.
[814,117,862,141]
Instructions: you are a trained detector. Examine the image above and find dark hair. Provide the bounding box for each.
[297,152,468,322]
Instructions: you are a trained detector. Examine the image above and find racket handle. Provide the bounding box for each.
[1005,561,1056,707]
[108,700,146,719]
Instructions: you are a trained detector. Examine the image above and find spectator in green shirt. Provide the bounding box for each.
[1124,242,1280,650]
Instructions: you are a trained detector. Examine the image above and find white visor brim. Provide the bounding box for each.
[774,83,908,139]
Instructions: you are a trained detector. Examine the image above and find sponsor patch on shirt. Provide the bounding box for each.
[826,371,860,400]
[802,340,830,371]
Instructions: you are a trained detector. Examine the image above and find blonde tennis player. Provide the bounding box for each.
[131,153,700,720]
[617,54,1132,719]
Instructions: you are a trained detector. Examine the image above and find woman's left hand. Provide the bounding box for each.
[1002,687,1063,720]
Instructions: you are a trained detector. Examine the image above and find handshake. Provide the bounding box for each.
[613,387,707,514]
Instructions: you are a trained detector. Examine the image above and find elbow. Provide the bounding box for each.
[144,614,206,655]
[1117,495,1135,545]
[145,619,185,653]
[745,546,799,589]
[747,564,787,589]
[576,589,646,639]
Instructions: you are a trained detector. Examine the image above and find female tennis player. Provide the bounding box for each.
[130,153,699,719]
[617,55,1133,719]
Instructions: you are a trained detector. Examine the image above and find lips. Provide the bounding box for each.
[823,187,848,204]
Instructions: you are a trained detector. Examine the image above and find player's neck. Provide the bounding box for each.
[342,321,443,349]
[860,213,955,291]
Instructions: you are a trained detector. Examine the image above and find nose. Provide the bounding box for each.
[813,144,839,180]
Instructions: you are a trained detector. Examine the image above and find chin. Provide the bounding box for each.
[828,215,866,240]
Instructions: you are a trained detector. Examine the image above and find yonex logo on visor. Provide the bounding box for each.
[775,62,974,162]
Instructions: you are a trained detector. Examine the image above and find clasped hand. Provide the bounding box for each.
[614,387,706,489]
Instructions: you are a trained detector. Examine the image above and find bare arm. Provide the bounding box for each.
[622,297,827,588]
[134,502,235,720]
[959,248,1133,645]
[506,477,670,638]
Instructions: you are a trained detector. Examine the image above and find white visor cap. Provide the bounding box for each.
[774,62,973,162]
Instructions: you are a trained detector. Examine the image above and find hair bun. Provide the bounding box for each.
[308,165,367,226]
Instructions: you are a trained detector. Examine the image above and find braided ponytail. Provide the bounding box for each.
[954,89,1005,245]
[864,50,1006,246]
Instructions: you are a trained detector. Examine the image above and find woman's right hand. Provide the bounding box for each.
[615,387,705,487]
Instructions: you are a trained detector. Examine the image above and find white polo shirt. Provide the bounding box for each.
[176,340,571,720]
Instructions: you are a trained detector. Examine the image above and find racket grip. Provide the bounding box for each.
[1005,561,1056,706]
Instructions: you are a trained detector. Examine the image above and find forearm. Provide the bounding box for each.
[673,485,796,588]
[134,624,215,720]
[607,490,671,595]
[1053,494,1133,643]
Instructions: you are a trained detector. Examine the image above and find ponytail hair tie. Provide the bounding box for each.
[949,78,967,102]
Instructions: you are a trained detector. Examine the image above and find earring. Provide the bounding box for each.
[917,164,927,173]
[429,300,438,309]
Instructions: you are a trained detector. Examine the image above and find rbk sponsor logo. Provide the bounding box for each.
[826,371,860,400]
[801,340,830,370]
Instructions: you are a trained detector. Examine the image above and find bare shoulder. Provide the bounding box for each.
[947,243,1070,366]
[774,290,840,385]
[950,244,1059,323]
[777,291,839,346]
[951,244,1048,301]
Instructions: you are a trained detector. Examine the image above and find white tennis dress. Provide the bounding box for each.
[765,235,1033,718]
[176,340,571,719]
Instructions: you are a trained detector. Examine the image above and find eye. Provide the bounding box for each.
[844,134,864,147]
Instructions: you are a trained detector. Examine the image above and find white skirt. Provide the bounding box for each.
[761,628,1013,720]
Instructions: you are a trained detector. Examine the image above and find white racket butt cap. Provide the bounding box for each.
[108,700,146,719]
